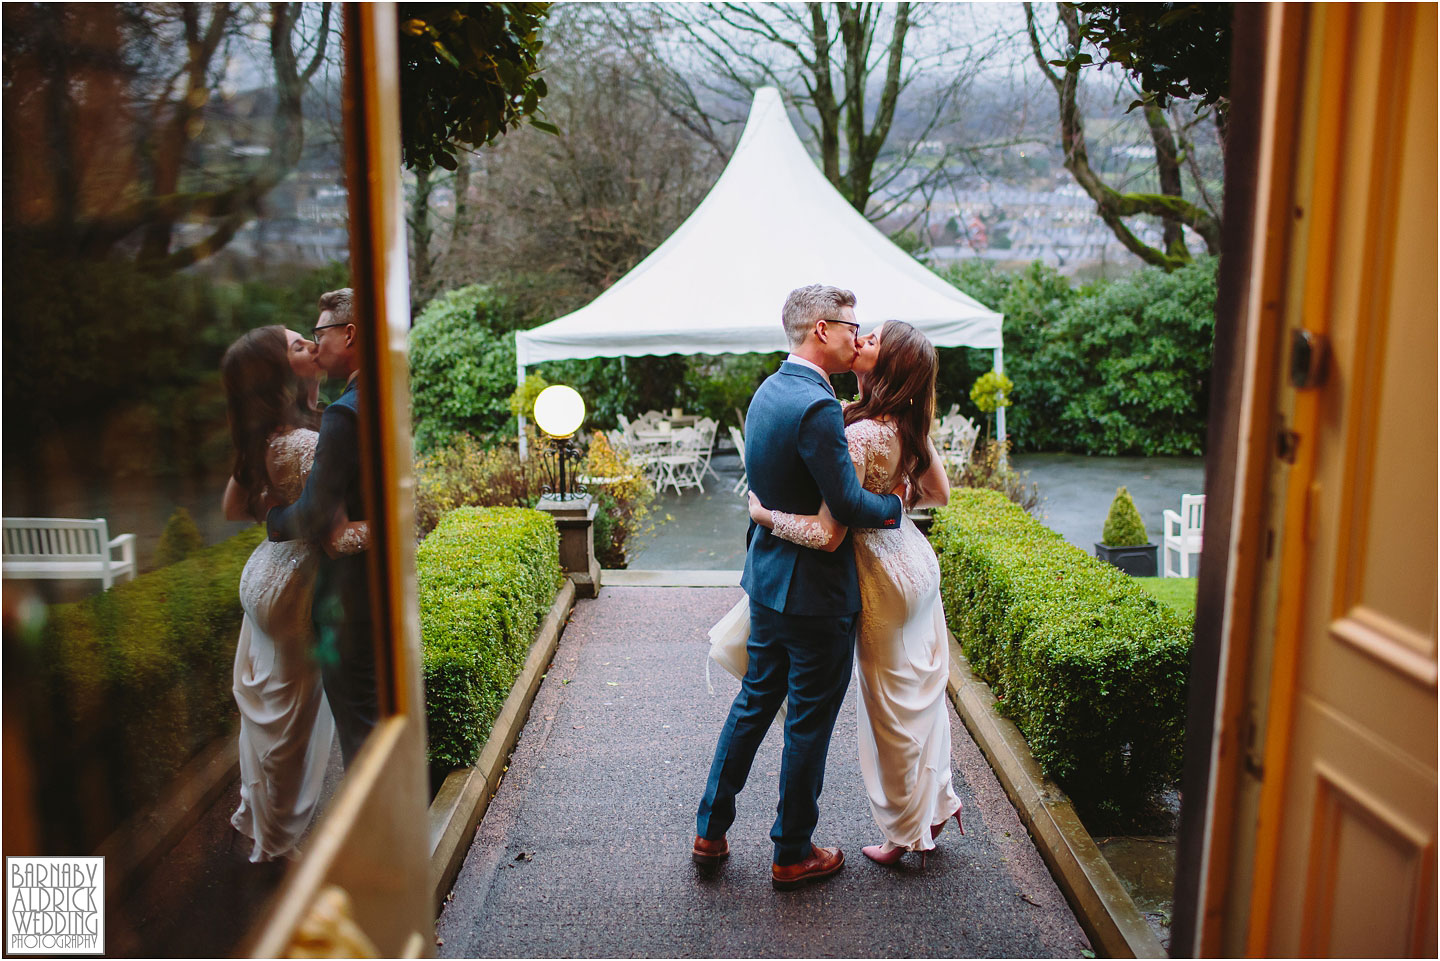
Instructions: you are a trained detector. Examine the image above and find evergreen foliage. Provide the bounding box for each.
[408,284,522,453]
[155,507,205,568]
[932,489,1190,821]
[20,526,265,851]
[398,3,556,171]
[1101,486,1149,546]
[418,507,562,769]
[5,258,350,478]
[936,257,1217,454]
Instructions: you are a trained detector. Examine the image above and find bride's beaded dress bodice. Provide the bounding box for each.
[268,428,317,504]
[843,419,942,619]
[238,429,320,637]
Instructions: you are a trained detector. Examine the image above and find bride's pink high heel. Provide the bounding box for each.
[863,843,932,869]
[931,801,965,839]
[861,843,906,866]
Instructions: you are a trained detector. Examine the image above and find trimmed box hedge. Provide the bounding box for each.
[20,525,265,851]
[418,507,563,769]
[932,489,1191,814]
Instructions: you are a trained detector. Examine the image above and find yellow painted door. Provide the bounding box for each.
[245,5,432,956]
[1248,5,1437,956]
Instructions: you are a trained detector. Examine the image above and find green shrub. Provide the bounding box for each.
[414,430,654,568]
[21,525,264,850]
[414,432,548,538]
[5,256,348,479]
[935,257,1216,455]
[418,507,563,769]
[155,507,205,567]
[409,284,523,453]
[951,439,1041,516]
[933,489,1190,820]
[1048,258,1218,455]
[580,431,656,568]
[1101,486,1148,546]
[934,259,1080,449]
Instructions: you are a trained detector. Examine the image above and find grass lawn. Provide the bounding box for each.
[1134,576,1198,620]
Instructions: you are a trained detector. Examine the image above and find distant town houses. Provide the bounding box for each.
[875,136,1204,275]
[878,175,1176,274]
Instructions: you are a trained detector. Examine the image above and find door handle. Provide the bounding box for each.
[1290,329,1330,389]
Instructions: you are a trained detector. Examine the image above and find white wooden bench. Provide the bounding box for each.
[3,517,137,589]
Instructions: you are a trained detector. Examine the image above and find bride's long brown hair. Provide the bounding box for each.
[221,326,321,519]
[843,321,938,507]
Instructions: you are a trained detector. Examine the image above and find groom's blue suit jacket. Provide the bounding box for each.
[740,362,903,616]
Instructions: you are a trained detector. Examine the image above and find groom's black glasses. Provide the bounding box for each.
[312,322,348,339]
[820,318,860,340]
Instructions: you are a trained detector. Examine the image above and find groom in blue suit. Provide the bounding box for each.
[694,284,904,890]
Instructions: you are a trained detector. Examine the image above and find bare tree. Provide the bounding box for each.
[411,6,723,322]
[3,2,335,272]
[592,2,1008,225]
[1024,2,1219,269]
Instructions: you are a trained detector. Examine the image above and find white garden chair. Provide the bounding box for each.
[729,425,748,494]
[939,415,978,471]
[1163,494,1206,578]
[693,417,720,481]
[655,427,705,495]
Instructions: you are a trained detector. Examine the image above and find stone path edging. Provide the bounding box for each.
[602,569,741,586]
[426,577,577,911]
[946,633,1167,959]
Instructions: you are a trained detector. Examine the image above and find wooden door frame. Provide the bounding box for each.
[246,3,431,955]
[1171,3,1310,955]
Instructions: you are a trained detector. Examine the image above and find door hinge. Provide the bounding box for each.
[1242,705,1265,780]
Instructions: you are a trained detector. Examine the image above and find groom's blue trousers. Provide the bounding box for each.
[696,599,857,866]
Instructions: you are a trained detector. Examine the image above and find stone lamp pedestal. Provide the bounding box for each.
[536,494,602,598]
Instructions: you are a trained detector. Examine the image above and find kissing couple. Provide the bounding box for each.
[695,284,965,889]
[219,288,378,863]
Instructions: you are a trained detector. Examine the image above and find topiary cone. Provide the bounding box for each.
[1101,486,1148,547]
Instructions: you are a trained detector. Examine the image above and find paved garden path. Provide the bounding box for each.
[435,586,1089,958]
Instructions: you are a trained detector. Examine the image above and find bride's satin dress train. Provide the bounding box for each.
[230,428,335,862]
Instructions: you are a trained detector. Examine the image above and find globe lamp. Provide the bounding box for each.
[533,385,587,501]
[534,385,586,439]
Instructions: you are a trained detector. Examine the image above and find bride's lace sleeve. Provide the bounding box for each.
[328,522,370,555]
[769,511,831,550]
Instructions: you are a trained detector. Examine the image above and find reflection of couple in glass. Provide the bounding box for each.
[220,288,377,863]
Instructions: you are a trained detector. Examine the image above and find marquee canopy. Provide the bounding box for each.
[515,86,1006,444]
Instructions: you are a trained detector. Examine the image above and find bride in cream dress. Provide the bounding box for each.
[219,326,365,862]
[744,320,964,865]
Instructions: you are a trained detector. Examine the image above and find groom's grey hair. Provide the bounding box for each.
[782,284,856,348]
[318,287,355,328]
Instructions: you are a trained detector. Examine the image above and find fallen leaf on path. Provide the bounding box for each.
[515,851,533,862]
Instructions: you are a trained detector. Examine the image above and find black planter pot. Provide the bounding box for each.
[1094,542,1159,577]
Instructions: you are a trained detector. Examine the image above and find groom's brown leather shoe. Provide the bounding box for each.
[693,835,729,864]
[771,844,844,890]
